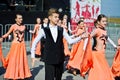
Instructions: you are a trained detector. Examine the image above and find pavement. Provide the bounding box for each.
[0,42,116,80]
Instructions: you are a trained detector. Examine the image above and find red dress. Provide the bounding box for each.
[1,24,32,79]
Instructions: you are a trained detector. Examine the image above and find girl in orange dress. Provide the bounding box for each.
[111,39,120,80]
[67,20,88,75]
[80,14,116,80]
[29,17,41,67]
[0,14,32,80]
[61,18,71,56]
[0,43,3,62]
[0,44,1,59]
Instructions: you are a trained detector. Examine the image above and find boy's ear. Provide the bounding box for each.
[48,16,51,20]
[15,19,17,22]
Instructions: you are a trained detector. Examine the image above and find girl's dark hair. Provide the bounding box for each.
[15,13,22,19]
[94,20,98,27]
[77,20,84,25]
[97,14,107,22]
[92,36,97,50]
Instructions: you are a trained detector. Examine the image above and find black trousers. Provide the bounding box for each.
[45,62,63,80]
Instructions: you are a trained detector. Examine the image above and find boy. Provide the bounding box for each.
[31,8,83,80]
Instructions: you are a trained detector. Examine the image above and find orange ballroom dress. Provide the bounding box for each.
[111,49,120,77]
[67,28,86,70]
[111,39,120,77]
[0,24,32,79]
[81,28,114,80]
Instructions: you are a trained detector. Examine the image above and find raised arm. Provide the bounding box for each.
[2,25,14,38]
[29,25,38,34]
[68,26,78,34]
[31,29,45,58]
[63,28,82,44]
[107,37,117,48]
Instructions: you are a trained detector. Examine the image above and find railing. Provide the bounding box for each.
[0,24,3,37]
[106,27,120,52]
[70,24,120,52]
[0,23,120,52]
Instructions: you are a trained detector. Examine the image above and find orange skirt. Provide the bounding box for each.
[0,44,2,61]
[111,50,120,77]
[88,51,114,80]
[70,41,80,60]
[67,40,84,70]
[1,42,32,79]
[0,44,4,62]
[80,36,93,77]
[63,38,71,56]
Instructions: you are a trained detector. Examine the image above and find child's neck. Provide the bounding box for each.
[50,22,56,27]
[16,22,21,26]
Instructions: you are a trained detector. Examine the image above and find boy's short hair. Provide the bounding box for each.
[48,8,59,16]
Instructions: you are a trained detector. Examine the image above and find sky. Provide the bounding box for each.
[101,0,120,17]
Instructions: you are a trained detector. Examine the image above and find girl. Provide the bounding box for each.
[61,18,71,56]
[0,14,32,80]
[67,20,88,75]
[29,17,41,67]
[81,14,116,80]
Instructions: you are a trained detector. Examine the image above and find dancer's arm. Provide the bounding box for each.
[108,37,117,48]
[63,28,82,44]
[31,29,45,58]
[2,25,14,38]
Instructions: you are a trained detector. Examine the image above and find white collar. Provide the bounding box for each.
[49,24,57,28]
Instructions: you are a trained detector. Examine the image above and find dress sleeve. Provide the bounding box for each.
[108,37,117,48]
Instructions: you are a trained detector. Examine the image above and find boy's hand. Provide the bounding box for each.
[0,38,3,43]
[81,33,88,39]
[29,30,33,33]
[116,46,120,50]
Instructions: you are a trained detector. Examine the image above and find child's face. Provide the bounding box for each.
[43,18,48,24]
[49,13,59,25]
[57,20,62,26]
[62,19,67,24]
[36,18,41,24]
[78,22,84,28]
[15,15,23,24]
[98,17,107,28]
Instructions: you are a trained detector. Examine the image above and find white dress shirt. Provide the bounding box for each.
[43,23,47,27]
[108,37,117,48]
[49,25,58,42]
[31,24,81,58]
